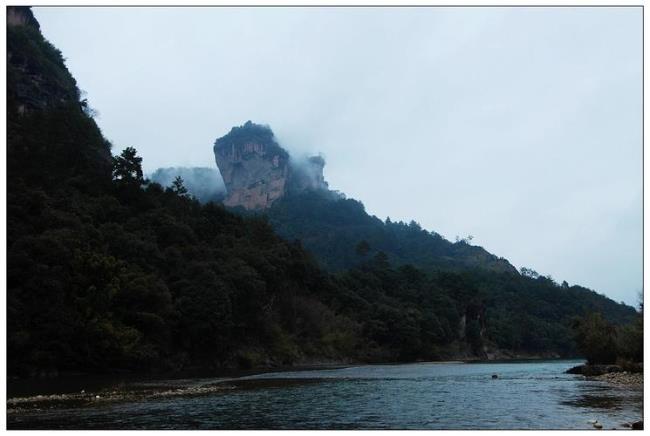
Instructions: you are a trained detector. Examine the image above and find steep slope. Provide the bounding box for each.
[7,6,112,190]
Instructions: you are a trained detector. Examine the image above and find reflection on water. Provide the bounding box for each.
[561,382,642,414]
[7,360,643,430]
[564,394,624,410]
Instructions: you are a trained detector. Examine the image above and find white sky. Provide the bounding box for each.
[33,6,642,306]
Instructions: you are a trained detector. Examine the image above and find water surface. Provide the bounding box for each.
[7,360,643,429]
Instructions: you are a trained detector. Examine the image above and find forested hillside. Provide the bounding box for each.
[7,7,637,378]
[267,190,517,273]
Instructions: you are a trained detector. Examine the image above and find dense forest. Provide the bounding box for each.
[267,189,518,273]
[7,7,639,378]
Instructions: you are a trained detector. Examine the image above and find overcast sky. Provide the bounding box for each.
[34,6,642,306]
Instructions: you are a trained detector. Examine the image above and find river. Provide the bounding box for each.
[7,360,643,429]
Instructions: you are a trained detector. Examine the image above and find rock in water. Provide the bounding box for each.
[593,422,603,429]
[632,421,643,430]
[491,374,498,379]
[566,364,586,374]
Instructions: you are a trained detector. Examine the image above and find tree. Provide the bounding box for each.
[112,147,144,186]
[454,235,473,244]
[571,313,618,364]
[617,292,643,363]
[520,267,540,279]
[171,176,188,196]
[617,315,643,363]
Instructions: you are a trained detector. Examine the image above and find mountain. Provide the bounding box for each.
[7,7,637,378]
[149,167,226,203]
[212,122,517,274]
[7,7,345,375]
[209,123,637,358]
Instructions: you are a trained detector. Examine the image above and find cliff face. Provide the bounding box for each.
[213,121,328,210]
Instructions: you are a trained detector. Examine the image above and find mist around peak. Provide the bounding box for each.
[149,166,226,204]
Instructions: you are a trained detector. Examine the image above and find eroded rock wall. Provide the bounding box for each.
[214,122,328,210]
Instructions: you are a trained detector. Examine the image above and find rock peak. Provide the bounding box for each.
[213,122,328,210]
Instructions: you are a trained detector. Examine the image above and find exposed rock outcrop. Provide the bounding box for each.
[213,121,328,210]
[7,6,40,29]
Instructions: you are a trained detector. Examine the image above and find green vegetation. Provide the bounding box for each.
[571,304,643,366]
[7,8,639,377]
[213,120,289,159]
[266,190,517,273]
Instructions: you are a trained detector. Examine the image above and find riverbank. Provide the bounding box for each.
[566,363,643,386]
[7,378,239,414]
[592,371,643,385]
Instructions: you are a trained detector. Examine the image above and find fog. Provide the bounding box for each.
[149,167,225,203]
[33,7,642,305]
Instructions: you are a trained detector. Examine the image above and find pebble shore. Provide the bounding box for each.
[591,371,643,386]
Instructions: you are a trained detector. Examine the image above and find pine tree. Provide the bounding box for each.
[172,175,188,196]
[112,147,144,186]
